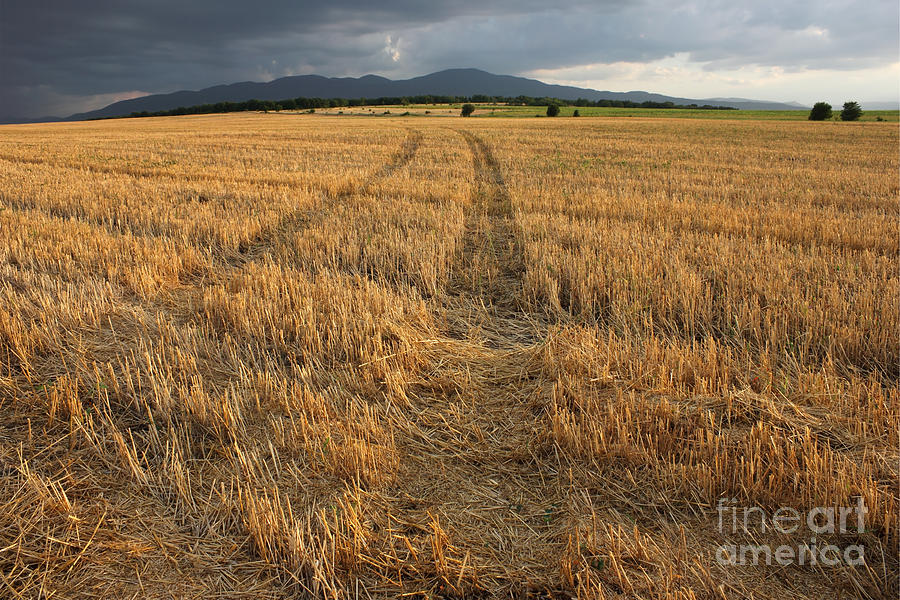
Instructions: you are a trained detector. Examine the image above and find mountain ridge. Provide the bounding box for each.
[41,69,813,122]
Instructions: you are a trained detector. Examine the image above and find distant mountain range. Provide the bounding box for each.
[54,69,810,121]
[857,101,900,110]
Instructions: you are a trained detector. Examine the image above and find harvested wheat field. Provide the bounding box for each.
[0,113,897,599]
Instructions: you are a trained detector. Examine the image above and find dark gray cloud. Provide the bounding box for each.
[1,0,897,118]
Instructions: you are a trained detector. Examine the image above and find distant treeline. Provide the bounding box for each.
[118,95,736,119]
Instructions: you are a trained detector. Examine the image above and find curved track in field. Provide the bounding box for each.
[234,128,422,266]
[4,129,423,280]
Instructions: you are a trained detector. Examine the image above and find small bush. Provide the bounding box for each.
[547,104,560,117]
[808,102,832,121]
[461,104,475,117]
[840,101,862,121]
[573,109,580,117]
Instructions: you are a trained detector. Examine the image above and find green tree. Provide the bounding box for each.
[840,101,862,121]
[460,103,475,117]
[808,102,832,121]
[572,109,581,117]
[546,104,560,117]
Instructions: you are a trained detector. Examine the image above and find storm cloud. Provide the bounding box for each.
[1,0,897,119]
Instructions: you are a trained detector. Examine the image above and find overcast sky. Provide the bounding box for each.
[1,0,897,119]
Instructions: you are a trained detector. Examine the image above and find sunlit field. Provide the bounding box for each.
[0,113,897,599]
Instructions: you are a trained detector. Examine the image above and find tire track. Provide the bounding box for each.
[4,129,422,285]
[458,131,512,215]
[456,129,520,299]
[374,128,421,180]
[156,128,423,306]
[444,129,537,347]
[386,130,563,592]
[233,128,421,266]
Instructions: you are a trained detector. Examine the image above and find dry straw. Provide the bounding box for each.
[0,113,896,598]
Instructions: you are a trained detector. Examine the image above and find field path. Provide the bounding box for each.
[385,129,571,594]
[439,129,541,348]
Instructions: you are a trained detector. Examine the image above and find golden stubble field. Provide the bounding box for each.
[0,113,897,599]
